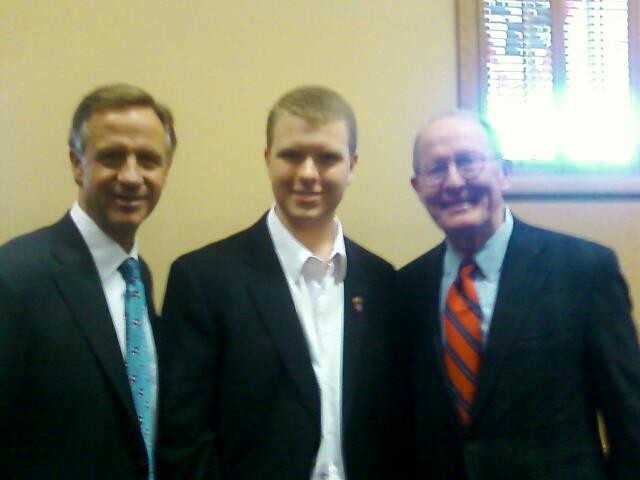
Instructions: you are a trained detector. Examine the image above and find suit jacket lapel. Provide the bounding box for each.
[341,240,370,427]
[140,259,158,331]
[244,217,321,422]
[48,215,139,425]
[472,219,550,422]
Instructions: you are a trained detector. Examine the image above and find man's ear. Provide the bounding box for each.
[69,150,84,187]
[349,153,358,171]
[346,153,358,184]
[500,159,512,190]
[264,147,271,166]
[502,159,513,175]
[410,175,420,194]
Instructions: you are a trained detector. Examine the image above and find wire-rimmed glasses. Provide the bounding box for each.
[416,151,487,187]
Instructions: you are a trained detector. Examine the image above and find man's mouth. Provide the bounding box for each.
[439,197,476,209]
[114,195,145,207]
[293,191,321,198]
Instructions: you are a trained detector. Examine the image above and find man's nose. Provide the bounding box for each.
[117,154,144,186]
[298,156,319,181]
[442,162,465,189]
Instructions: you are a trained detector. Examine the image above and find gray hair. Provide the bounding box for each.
[412,110,503,173]
[69,83,177,156]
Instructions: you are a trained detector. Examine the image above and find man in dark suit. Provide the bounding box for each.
[157,86,403,480]
[399,110,640,479]
[0,83,176,479]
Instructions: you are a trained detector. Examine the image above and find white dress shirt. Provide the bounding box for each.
[69,202,158,443]
[267,207,347,480]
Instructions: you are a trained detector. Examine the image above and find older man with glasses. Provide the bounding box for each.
[399,110,640,480]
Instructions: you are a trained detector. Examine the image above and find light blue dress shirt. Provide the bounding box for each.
[440,208,514,344]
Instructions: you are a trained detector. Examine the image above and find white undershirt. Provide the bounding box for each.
[267,207,347,480]
[69,202,158,444]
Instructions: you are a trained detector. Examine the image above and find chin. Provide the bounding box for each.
[107,214,145,231]
[292,214,323,227]
[434,208,477,226]
[437,215,488,235]
[290,204,322,219]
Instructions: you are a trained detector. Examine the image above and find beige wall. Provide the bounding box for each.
[2,1,638,325]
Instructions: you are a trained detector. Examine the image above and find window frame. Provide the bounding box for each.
[456,0,640,199]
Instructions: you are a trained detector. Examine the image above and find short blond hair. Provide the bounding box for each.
[266,86,357,155]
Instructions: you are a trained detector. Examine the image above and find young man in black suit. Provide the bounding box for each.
[157,86,404,480]
[0,83,176,479]
[399,111,640,479]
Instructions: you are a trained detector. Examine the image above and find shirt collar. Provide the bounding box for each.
[267,206,347,283]
[443,206,514,281]
[69,202,139,282]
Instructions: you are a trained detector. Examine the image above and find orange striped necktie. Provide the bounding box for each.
[443,258,482,426]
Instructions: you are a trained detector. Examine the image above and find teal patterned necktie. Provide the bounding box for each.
[119,258,154,479]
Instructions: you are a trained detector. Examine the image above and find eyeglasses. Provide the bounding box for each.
[416,151,486,186]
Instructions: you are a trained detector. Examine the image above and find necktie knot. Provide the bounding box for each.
[459,258,477,278]
[119,258,141,284]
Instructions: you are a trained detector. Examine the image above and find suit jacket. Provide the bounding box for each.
[156,215,407,480]
[0,214,156,480]
[398,218,640,480]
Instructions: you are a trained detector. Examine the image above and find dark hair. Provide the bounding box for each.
[69,83,177,156]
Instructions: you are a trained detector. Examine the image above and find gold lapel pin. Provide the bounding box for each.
[351,296,364,314]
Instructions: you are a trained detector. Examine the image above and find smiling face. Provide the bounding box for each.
[411,114,509,250]
[265,111,356,233]
[70,106,171,250]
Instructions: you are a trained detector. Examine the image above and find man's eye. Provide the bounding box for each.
[317,152,341,164]
[137,152,162,167]
[456,153,475,168]
[279,150,303,162]
[97,150,125,164]
[427,163,447,175]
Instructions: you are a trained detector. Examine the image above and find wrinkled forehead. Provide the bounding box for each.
[418,116,494,161]
[83,106,170,152]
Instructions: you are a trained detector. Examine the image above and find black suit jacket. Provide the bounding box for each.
[157,215,406,480]
[398,218,640,480]
[0,214,156,480]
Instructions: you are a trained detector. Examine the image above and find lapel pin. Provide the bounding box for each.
[351,295,364,314]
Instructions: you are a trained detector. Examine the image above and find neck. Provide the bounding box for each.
[447,232,488,257]
[77,200,135,253]
[275,209,337,260]
[110,232,135,253]
[447,206,507,257]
